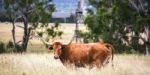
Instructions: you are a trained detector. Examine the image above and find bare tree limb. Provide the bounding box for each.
[119,34,147,42]
[16,25,24,29]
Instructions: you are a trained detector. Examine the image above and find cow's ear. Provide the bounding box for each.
[49,45,53,50]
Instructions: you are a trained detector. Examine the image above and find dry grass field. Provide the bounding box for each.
[0,22,86,43]
[0,22,150,75]
[0,54,150,75]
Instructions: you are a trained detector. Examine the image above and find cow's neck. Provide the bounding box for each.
[59,46,69,63]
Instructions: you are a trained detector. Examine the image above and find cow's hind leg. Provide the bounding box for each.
[103,55,110,66]
[89,60,102,69]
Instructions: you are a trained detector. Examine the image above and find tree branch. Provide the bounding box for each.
[128,0,139,11]
[16,25,24,29]
[119,34,147,42]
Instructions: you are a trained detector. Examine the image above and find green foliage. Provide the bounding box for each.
[6,41,21,52]
[80,31,95,43]
[84,0,147,54]
[0,41,6,53]
[30,21,63,49]
[0,41,21,53]
[0,12,11,22]
[45,22,63,40]
[27,0,61,49]
[84,0,113,42]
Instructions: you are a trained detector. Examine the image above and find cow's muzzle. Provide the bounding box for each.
[54,56,59,59]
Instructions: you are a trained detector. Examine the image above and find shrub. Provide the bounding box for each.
[0,41,22,53]
[6,41,21,52]
[0,41,6,53]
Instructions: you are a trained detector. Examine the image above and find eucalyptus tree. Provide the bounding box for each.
[112,0,150,55]
[85,0,150,55]
[4,0,62,52]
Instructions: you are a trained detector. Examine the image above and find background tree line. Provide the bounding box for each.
[81,0,150,55]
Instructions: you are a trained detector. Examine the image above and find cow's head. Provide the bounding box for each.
[49,42,65,59]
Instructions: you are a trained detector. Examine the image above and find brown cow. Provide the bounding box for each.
[49,42,114,68]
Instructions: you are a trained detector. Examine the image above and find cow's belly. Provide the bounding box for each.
[68,51,89,66]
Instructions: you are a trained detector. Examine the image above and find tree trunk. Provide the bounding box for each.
[145,25,150,56]
[11,20,16,50]
[21,15,30,52]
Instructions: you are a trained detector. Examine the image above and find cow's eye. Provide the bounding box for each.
[49,46,53,50]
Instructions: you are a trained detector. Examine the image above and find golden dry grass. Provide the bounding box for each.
[0,54,150,75]
[0,22,86,43]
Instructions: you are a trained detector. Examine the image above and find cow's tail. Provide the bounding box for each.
[105,43,114,67]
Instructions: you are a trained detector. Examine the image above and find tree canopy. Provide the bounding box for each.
[3,0,62,52]
[84,0,150,54]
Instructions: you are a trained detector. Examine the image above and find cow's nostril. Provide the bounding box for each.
[54,56,59,59]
